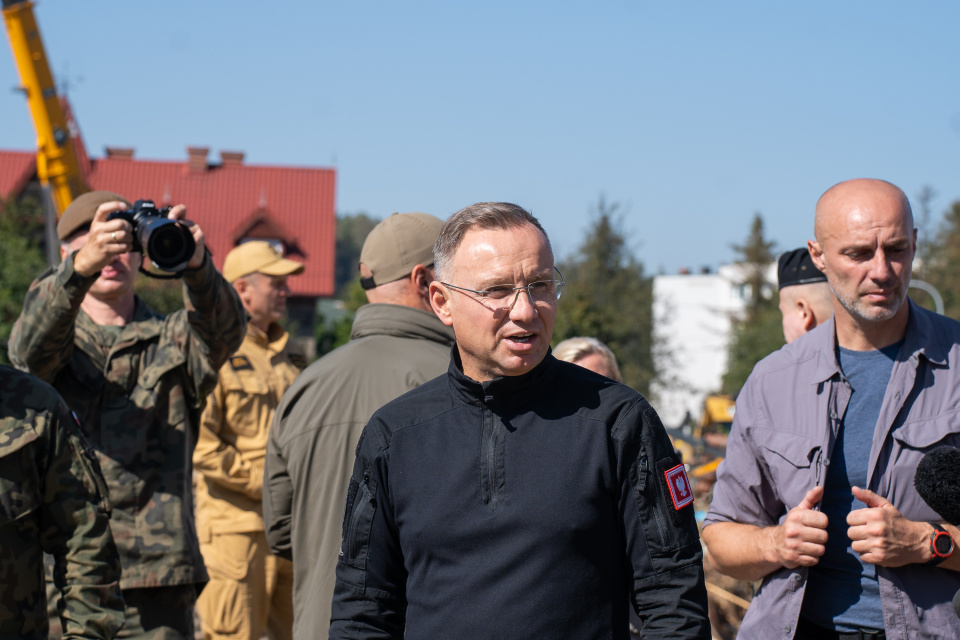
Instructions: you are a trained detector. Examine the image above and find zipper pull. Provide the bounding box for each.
[638,452,648,492]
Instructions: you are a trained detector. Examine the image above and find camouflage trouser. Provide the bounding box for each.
[46,553,199,640]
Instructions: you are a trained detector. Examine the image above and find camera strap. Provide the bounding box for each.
[138,264,185,280]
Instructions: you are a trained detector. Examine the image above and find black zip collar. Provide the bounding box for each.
[446,344,555,410]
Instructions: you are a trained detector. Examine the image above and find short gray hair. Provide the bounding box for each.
[553,336,622,382]
[433,202,550,281]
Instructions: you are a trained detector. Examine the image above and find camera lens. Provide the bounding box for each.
[138,218,196,272]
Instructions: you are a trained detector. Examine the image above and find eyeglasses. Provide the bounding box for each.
[439,267,563,311]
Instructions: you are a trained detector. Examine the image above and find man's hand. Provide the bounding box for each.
[703,486,828,581]
[165,205,207,269]
[765,486,829,569]
[73,202,134,277]
[847,486,929,567]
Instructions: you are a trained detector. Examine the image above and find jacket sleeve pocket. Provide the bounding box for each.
[340,472,376,571]
[64,416,112,516]
[631,406,700,556]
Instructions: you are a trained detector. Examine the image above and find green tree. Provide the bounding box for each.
[730,213,775,310]
[314,304,354,357]
[314,280,367,358]
[721,213,783,395]
[334,212,379,296]
[315,212,381,356]
[921,200,960,320]
[0,196,49,364]
[553,197,657,397]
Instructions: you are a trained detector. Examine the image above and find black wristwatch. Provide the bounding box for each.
[928,524,955,565]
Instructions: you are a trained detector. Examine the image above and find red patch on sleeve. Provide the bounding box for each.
[664,463,693,510]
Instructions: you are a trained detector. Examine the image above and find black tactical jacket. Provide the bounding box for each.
[330,350,710,640]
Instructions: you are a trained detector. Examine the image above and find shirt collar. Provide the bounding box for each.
[902,298,947,366]
[246,322,288,352]
[807,298,944,384]
[803,316,841,384]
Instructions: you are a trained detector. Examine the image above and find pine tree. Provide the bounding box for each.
[553,197,657,396]
[721,213,783,394]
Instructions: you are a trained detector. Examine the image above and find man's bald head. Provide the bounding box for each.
[808,178,916,349]
[813,178,914,244]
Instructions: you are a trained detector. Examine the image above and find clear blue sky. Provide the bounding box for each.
[3,1,958,274]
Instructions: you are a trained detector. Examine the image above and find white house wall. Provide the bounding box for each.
[651,263,776,429]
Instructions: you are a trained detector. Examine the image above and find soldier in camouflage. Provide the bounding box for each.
[0,364,124,639]
[8,190,247,639]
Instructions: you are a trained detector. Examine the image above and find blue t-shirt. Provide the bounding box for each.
[800,340,902,631]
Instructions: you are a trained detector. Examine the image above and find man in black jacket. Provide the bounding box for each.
[329,202,710,640]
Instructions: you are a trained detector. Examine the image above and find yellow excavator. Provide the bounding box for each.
[3,0,87,215]
[691,394,734,478]
[699,394,735,444]
[669,393,734,478]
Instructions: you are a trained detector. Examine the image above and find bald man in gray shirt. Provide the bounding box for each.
[704,179,960,640]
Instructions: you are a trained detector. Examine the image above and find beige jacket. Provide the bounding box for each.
[194,322,305,538]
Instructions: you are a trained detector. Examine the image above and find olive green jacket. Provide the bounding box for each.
[0,365,124,639]
[263,303,455,637]
[9,252,246,589]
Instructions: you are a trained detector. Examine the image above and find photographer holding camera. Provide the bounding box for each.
[9,190,247,639]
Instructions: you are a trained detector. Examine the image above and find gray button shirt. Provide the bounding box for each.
[705,301,960,640]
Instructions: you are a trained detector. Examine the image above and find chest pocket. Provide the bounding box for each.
[130,344,188,428]
[221,369,271,437]
[888,415,960,517]
[0,421,41,527]
[138,343,187,390]
[757,428,821,507]
[892,415,960,450]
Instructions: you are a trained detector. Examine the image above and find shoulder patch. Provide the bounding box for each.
[664,463,694,510]
[230,355,253,371]
[288,353,307,370]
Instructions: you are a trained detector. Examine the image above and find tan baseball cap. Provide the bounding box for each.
[359,212,444,289]
[222,241,305,283]
[57,190,131,241]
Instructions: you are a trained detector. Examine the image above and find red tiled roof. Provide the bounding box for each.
[0,150,36,199]
[3,97,334,297]
[86,153,336,297]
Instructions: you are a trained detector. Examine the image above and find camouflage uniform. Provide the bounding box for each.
[0,365,124,640]
[8,251,246,633]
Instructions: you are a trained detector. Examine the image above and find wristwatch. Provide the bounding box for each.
[928,524,955,565]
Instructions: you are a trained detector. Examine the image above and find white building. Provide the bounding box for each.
[651,263,776,429]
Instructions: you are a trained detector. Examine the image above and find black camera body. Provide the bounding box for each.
[107,199,195,273]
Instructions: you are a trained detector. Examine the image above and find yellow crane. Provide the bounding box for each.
[3,0,87,215]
